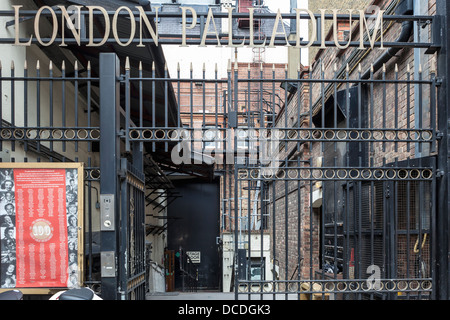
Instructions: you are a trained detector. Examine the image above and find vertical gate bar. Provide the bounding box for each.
[119,158,128,300]
[370,177,374,300]
[190,64,193,157]
[334,63,338,152]
[272,180,276,300]
[309,177,313,280]
[87,62,92,153]
[0,61,2,152]
[10,61,15,152]
[152,62,155,153]
[247,170,251,298]
[394,158,399,298]
[407,65,411,152]
[36,60,40,153]
[177,63,181,128]
[431,156,437,300]
[406,158,411,299]
[74,61,79,152]
[297,66,302,300]
[382,158,386,298]
[215,64,218,128]
[358,65,362,154]
[99,53,121,300]
[62,61,66,153]
[334,157,338,283]
[164,63,168,153]
[382,65,386,153]
[139,62,143,153]
[430,72,437,153]
[395,65,398,152]
[418,156,424,300]
[284,66,289,300]
[418,67,423,154]
[87,158,93,284]
[233,61,239,301]
[49,61,53,153]
[125,58,130,153]
[23,61,28,152]
[260,180,264,300]
[370,66,374,154]
[202,63,205,128]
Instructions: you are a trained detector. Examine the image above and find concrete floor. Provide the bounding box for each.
[146,291,300,300]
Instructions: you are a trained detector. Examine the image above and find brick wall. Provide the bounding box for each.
[269,0,438,283]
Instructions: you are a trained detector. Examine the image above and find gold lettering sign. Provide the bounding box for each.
[12,5,386,50]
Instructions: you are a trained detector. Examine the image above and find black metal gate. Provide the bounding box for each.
[0,0,449,301]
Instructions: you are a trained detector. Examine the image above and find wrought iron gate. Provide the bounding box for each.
[0,0,449,301]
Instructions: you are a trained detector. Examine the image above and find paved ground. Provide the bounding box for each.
[146,291,300,300]
[147,291,235,300]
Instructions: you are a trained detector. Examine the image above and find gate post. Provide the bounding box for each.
[436,0,450,300]
[99,53,121,300]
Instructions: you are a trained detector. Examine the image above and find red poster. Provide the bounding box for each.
[14,169,68,288]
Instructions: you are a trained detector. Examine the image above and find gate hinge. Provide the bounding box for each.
[435,77,443,86]
[436,131,444,139]
[436,170,445,178]
[118,129,126,138]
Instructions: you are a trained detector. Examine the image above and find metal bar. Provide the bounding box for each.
[10,61,15,152]
[99,53,121,300]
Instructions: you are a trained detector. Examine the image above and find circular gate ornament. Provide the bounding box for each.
[30,219,54,242]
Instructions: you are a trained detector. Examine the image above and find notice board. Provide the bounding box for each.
[0,163,83,293]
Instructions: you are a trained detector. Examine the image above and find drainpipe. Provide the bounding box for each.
[361,0,414,79]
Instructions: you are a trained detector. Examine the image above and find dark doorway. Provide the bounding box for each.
[168,178,221,291]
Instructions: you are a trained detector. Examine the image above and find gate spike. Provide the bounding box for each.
[298,63,301,72]
[61,60,65,71]
[190,62,193,71]
[152,61,155,71]
[87,61,91,71]
[407,63,410,73]
[346,63,349,73]
[139,61,142,71]
[0,60,2,70]
[227,59,231,72]
[234,61,238,71]
[11,60,14,70]
[395,64,398,73]
[203,62,205,72]
[49,60,53,71]
[419,64,422,73]
[333,63,337,72]
[125,57,130,71]
[36,60,40,70]
[382,63,386,73]
[74,60,78,71]
[248,63,251,71]
[370,64,374,73]
[215,63,218,73]
[177,62,180,72]
[24,60,27,70]
[358,63,361,73]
